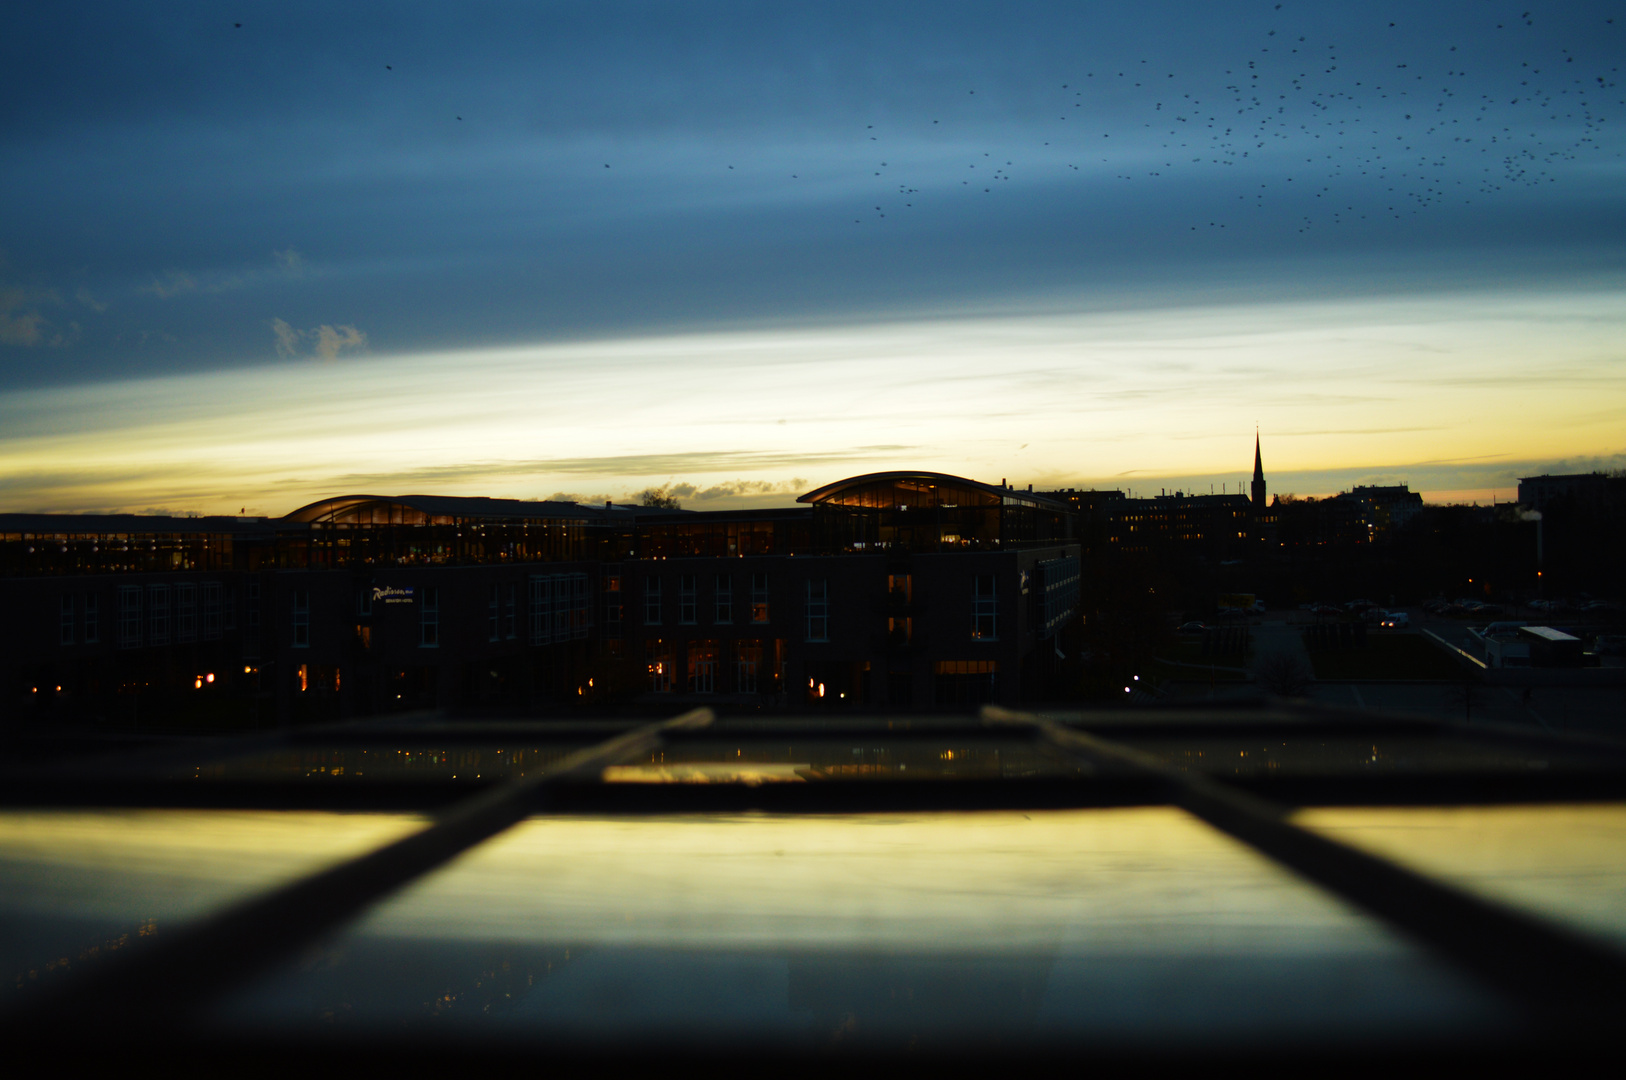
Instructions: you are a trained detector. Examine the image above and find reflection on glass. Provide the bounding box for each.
[179,745,593,784]
[0,810,422,1001]
[1122,734,1597,777]
[215,809,1503,1045]
[605,739,1086,782]
[1295,804,1626,949]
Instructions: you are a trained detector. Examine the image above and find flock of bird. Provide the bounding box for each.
[232,7,1621,240]
[817,6,1622,234]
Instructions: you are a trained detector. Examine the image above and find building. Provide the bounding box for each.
[3,473,1080,723]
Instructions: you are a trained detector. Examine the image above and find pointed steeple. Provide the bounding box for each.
[1251,430,1266,512]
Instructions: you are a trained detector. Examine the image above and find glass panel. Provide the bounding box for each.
[1295,804,1626,950]
[1114,732,1606,777]
[1,811,422,1005]
[212,809,1503,1045]
[602,736,1087,783]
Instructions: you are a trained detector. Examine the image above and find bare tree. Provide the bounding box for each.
[637,485,681,510]
[1256,652,1312,697]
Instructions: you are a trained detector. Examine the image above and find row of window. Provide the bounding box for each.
[297,574,591,650]
[644,638,775,694]
[102,584,233,649]
[640,573,774,627]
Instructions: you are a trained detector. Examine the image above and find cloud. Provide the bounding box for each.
[74,287,107,313]
[270,317,301,357]
[693,478,809,500]
[141,271,198,298]
[0,305,46,346]
[314,323,367,360]
[0,286,62,347]
[546,491,619,505]
[270,318,368,360]
[272,248,305,275]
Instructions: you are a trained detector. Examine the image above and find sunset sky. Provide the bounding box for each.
[2,2,1622,514]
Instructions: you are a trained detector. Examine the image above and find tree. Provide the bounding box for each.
[638,485,681,510]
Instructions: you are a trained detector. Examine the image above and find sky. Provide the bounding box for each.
[2,1,1623,514]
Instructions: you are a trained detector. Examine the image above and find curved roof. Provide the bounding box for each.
[282,494,598,524]
[797,471,1067,511]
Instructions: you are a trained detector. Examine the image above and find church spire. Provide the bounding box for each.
[1251,430,1266,512]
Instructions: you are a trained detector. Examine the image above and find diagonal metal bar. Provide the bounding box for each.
[984,705,1626,1032]
[3,708,714,1030]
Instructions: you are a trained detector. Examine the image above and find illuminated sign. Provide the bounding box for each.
[373,585,415,605]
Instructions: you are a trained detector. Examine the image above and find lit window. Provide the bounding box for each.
[646,639,672,692]
[751,573,770,623]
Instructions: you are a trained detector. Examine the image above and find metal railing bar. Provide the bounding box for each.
[1,707,714,1032]
[985,705,1626,1031]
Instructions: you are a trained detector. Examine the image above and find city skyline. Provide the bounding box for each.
[2,3,1622,512]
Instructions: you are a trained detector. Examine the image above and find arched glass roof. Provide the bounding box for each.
[797,472,1064,511]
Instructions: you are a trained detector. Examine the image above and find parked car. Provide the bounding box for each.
[1378,611,1410,628]
[1177,621,1207,634]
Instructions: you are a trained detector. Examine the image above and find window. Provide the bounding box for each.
[421,587,439,647]
[688,639,718,693]
[973,575,997,640]
[83,592,98,644]
[505,584,518,639]
[176,582,197,643]
[646,639,672,692]
[292,590,310,648]
[60,594,74,646]
[604,574,623,635]
[805,579,828,642]
[530,576,552,645]
[736,639,762,693]
[223,588,235,631]
[148,585,170,646]
[888,616,912,646]
[714,574,732,624]
[356,586,372,617]
[565,574,590,640]
[751,573,769,623]
[679,575,697,624]
[202,583,222,641]
[887,573,912,604]
[118,586,142,648]
[645,577,663,625]
[245,580,260,659]
[489,584,501,642]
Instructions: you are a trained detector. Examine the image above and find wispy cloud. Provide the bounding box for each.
[272,248,305,275]
[315,324,366,360]
[141,271,198,298]
[0,290,48,346]
[270,317,301,357]
[74,287,107,313]
[270,318,368,360]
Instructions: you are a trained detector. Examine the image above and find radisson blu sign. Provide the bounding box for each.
[373,585,415,605]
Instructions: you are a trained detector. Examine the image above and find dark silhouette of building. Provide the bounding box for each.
[3,473,1079,724]
[1251,432,1267,513]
